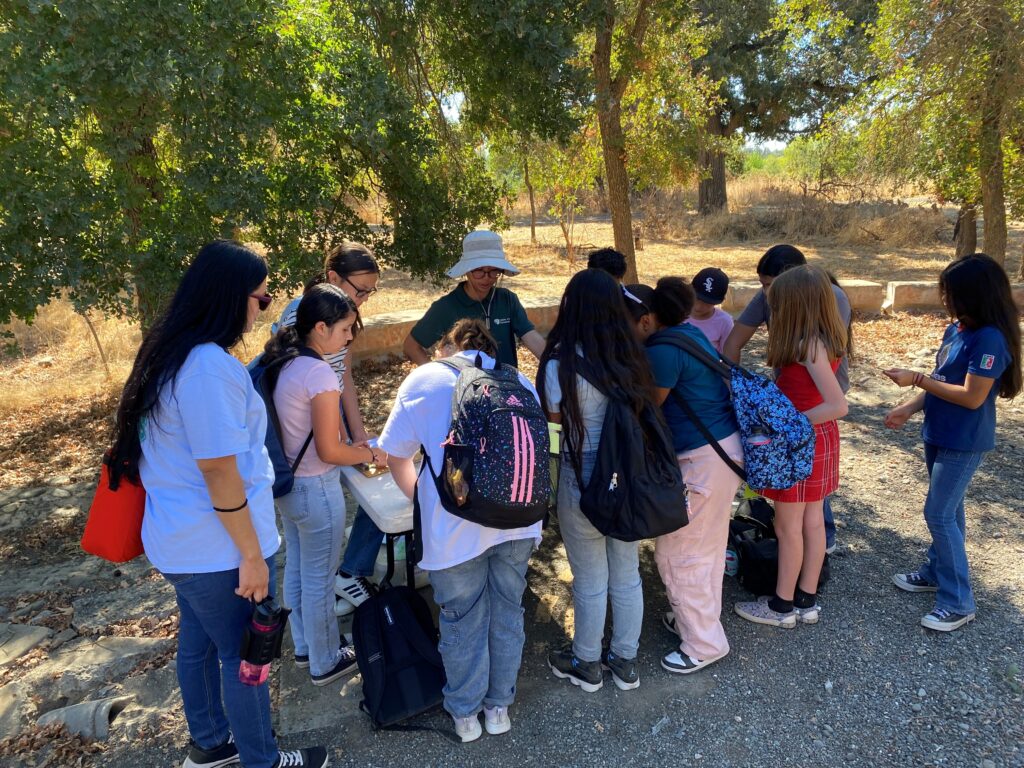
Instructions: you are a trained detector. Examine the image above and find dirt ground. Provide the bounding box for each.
[2,315,1022,768]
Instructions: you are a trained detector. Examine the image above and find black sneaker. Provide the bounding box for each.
[600,648,640,690]
[182,738,239,768]
[920,608,975,632]
[311,645,359,687]
[274,747,329,768]
[892,571,938,593]
[294,653,309,669]
[548,645,602,693]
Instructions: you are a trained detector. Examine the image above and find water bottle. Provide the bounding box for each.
[238,596,290,686]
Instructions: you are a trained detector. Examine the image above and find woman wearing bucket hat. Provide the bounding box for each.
[402,231,546,368]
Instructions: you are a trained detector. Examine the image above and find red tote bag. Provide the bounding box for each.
[81,461,146,563]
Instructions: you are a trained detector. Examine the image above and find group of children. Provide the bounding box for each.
[113,233,1020,767]
[265,231,1020,744]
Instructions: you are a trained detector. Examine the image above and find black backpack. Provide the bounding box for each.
[352,583,447,731]
[249,348,319,497]
[423,355,550,529]
[570,358,688,542]
[729,498,830,596]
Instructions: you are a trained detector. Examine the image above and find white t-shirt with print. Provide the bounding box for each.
[139,343,279,574]
[378,351,543,571]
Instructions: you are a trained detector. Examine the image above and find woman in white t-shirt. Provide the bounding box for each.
[380,319,542,743]
[536,266,659,694]
[261,284,387,687]
[107,241,328,768]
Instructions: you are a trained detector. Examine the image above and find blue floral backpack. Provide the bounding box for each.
[646,331,815,491]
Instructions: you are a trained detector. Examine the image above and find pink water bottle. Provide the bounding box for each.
[239,597,289,686]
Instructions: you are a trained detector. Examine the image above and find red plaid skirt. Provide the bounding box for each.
[762,420,839,503]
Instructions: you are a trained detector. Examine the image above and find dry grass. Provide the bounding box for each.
[2,185,1020,444]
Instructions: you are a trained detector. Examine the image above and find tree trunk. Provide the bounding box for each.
[953,204,977,258]
[523,152,537,245]
[978,108,1006,263]
[593,0,640,284]
[698,116,729,215]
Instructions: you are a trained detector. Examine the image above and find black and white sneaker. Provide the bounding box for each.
[661,649,728,675]
[273,747,329,768]
[601,649,640,691]
[182,737,239,768]
[294,653,310,670]
[892,571,938,593]
[311,645,359,687]
[334,574,374,609]
[548,646,603,693]
[921,608,975,632]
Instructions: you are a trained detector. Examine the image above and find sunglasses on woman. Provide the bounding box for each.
[250,293,273,311]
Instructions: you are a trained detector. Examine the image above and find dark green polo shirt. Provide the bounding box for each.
[410,284,535,368]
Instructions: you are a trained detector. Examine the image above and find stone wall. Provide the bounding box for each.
[350,279,1023,363]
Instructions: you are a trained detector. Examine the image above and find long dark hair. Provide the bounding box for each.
[261,284,358,390]
[939,253,1022,399]
[108,240,268,486]
[537,269,656,478]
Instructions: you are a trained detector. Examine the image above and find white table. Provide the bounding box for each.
[339,462,418,586]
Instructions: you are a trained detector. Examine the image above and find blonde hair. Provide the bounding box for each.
[765,265,847,368]
[438,318,498,358]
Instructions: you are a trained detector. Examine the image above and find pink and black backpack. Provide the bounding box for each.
[422,354,550,529]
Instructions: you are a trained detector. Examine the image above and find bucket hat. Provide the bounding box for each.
[446,230,521,278]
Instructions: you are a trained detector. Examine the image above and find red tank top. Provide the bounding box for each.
[775,358,841,411]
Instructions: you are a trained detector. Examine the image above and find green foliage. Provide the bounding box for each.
[0,1,506,326]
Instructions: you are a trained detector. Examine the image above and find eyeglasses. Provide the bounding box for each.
[343,275,378,299]
[469,267,505,279]
[250,293,273,311]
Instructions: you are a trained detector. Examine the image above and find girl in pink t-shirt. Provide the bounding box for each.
[262,284,386,686]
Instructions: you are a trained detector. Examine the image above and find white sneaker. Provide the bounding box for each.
[795,604,821,624]
[333,598,354,617]
[453,714,482,743]
[483,705,511,735]
[661,611,681,638]
[335,574,374,608]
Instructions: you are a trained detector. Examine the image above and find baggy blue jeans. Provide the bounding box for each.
[161,557,279,768]
[556,451,643,663]
[917,443,984,615]
[278,467,346,676]
[427,538,534,718]
[340,505,383,578]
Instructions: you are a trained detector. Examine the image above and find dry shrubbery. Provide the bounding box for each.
[676,177,951,247]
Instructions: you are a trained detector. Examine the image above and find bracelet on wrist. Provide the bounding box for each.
[365,446,375,463]
[213,498,248,513]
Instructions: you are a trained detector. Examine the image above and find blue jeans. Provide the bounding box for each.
[340,505,383,578]
[917,443,984,615]
[278,468,346,676]
[823,495,836,549]
[556,452,643,662]
[161,557,279,768]
[428,538,533,718]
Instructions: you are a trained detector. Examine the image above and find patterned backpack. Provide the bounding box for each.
[647,331,815,491]
[422,354,550,529]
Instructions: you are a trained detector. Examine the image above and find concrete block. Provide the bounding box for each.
[349,309,422,363]
[723,282,760,314]
[884,281,940,311]
[838,279,885,313]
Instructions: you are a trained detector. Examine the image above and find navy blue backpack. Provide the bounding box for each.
[249,348,320,497]
[647,331,815,491]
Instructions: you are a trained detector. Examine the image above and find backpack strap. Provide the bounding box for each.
[667,390,746,483]
[259,346,325,473]
[646,331,735,380]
